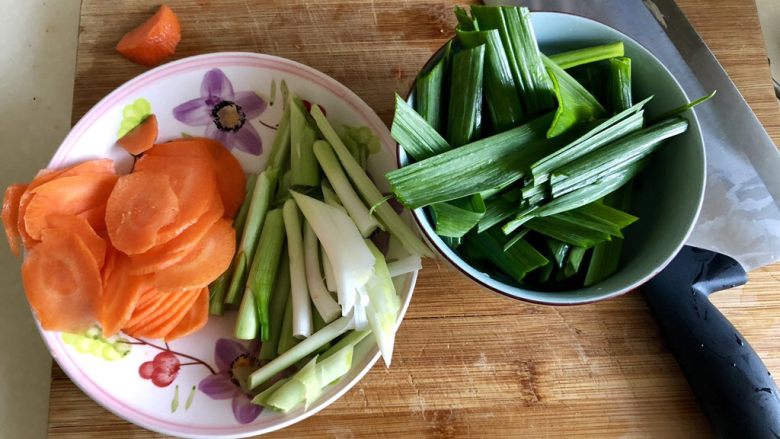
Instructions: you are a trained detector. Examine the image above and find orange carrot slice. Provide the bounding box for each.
[24,173,118,241]
[124,288,167,330]
[153,219,235,292]
[18,160,115,248]
[2,184,28,256]
[124,288,186,335]
[101,246,118,286]
[133,288,201,339]
[165,287,209,341]
[129,187,223,275]
[101,252,152,337]
[148,138,246,218]
[117,114,158,155]
[45,214,107,270]
[115,5,181,66]
[105,171,180,254]
[134,155,217,242]
[21,229,102,332]
[78,203,108,234]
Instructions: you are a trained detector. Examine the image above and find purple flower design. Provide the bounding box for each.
[198,339,262,424]
[173,68,267,155]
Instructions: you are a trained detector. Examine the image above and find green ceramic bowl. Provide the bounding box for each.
[398,11,706,305]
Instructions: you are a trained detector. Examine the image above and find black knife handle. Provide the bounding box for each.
[642,246,780,438]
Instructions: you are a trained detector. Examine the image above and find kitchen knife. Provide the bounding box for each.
[481,0,780,436]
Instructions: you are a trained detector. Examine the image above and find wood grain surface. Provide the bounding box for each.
[49,0,780,437]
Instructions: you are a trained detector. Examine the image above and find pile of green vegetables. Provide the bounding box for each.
[385,5,712,289]
[208,93,430,412]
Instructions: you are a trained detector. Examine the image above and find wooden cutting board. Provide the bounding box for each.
[49,0,780,437]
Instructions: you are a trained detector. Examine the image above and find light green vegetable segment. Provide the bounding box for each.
[544,57,606,138]
[549,42,625,70]
[392,94,451,162]
[311,104,433,257]
[259,249,291,361]
[290,97,320,187]
[245,208,285,342]
[447,44,486,147]
[414,40,451,135]
[430,194,486,238]
[461,228,548,282]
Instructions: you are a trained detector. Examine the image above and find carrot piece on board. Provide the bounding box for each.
[117,114,158,155]
[165,287,208,341]
[148,138,246,218]
[45,214,107,270]
[101,252,152,337]
[105,171,180,254]
[153,219,236,292]
[134,155,217,242]
[129,188,223,275]
[115,5,181,66]
[23,173,118,241]
[21,229,102,332]
[132,288,201,339]
[2,184,28,256]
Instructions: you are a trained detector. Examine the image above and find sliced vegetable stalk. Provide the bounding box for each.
[544,57,607,138]
[523,216,611,248]
[502,227,530,251]
[314,141,380,237]
[564,246,588,278]
[277,292,300,355]
[234,280,258,340]
[650,90,717,122]
[455,5,476,31]
[387,254,422,278]
[461,228,548,282]
[518,159,646,223]
[283,199,313,339]
[337,125,382,172]
[531,97,650,185]
[385,112,558,209]
[319,329,371,361]
[225,168,278,305]
[447,44,485,147]
[290,97,320,187]
[364,241,402,366]
[290,191,375,316]
[608,57,632,113]
[546,238,570,268]
[477,195,517,232]
[259,249,291,361]
[272,170,292,206]
[303,222,341,323]
[267,106,292,170]
[585,184,633,286]
[392,94,451,162]
[232,174,259,244]
[500,6,556,115]
[248,316,353,390]
[311,105,434,257]
[549,42,625,70]
[550,117,688,197]
[320,245,337,292]
[430,194,486,238]
[245,208,285,342]
[458,29,524,131]
[415,40,451,134]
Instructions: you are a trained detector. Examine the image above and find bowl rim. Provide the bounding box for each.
[38,51,419,439]
[396,11,707,306]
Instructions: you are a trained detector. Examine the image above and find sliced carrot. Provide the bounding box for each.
[165,287,208,341]
[132,288,201,339]
[45,214,107,270]
[101,252,152,337]
[2,184,28,256]
[124,288,186,334]
[135,155,217,242]
[105,171,180,254]
[17,160,115,248]
[148,138,246,218]
[21,229,102,332]
[78,203,108,234]
[124,288,166,329]
[101,247,118,286]
[23,173,118,241]
[116,5,181,66]
[117,114,158,155]
[153,219,236,292]
[129,187,223,275]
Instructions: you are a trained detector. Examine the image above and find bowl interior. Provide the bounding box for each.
[401,12,706,305]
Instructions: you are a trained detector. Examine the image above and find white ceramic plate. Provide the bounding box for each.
[41,52,418,438]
